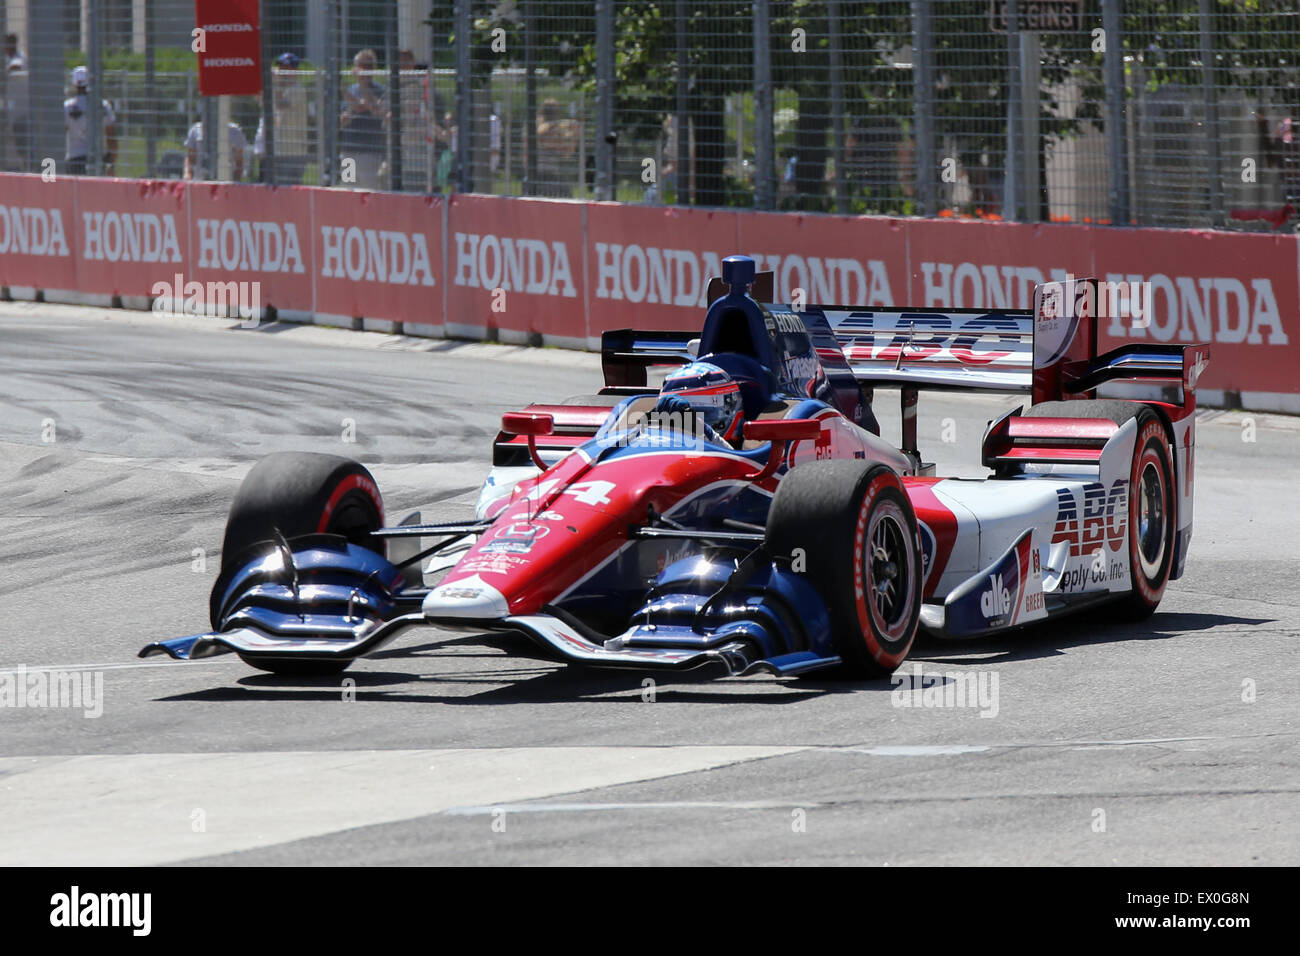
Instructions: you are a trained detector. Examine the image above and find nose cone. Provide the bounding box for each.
[422,574,510,620]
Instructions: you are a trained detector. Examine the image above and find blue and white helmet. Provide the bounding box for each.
[659,361,744,441]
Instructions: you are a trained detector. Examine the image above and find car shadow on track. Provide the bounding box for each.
[157,612,1267,705]
[154,628,903,704]
[153,612,1269,704]
[909,610,1274,666]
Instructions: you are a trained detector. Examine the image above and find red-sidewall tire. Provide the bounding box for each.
[218,452,385,576]
[767,460,922,677]
[1111,413,1176,621]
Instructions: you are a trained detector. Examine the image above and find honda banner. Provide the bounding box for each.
[193,0,262,97]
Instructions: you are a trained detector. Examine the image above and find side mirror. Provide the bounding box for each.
[502,412,554,470]
[742,418,823,483]
[742,418,821,443]
[502,412,554,437]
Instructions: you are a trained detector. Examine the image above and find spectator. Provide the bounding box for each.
[428,89,454,192]
[535,98,578,197]
[253,51,310,185]
[489,105,502,177]
[339,48,389,190]
[184,118,248,181]
[63,66,117,175]
[4,33,23,71]
[435,110,456,191]
[5,56,30,170]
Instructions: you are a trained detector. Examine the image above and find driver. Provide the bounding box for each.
[654,361,745,445]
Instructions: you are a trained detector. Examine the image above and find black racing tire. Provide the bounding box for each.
[1109,408,1176,620]
[766,460,922,678]
[219,452,386,574]
[1022,399,1143,428]
[214,453,385,678]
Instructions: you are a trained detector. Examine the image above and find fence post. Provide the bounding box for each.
[523,0,537,196]
[911,0,935,217]
[145,0,157,177]
[322,0,340,186]
[1003,0,1021,221]
[454,0,471,193]
[1198,0,1222,228]
[753,0,774,211]
[260,0,274,184]
[1020,30,1041,221]
[828,0,846,214]
[595,0,614,200]
[87,0,103,176]
[387,2,401,192]
[1102,0,1128,227]
[675,0,689,204]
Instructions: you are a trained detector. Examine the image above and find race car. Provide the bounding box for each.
[141,255,1209,679]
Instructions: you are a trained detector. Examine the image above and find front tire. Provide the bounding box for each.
[214,452,387,677]
[767,461,922,677]
[219,452,385,574]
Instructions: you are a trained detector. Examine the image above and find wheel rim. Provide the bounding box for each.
[866,503,911,632]
[1136,459,1167,578]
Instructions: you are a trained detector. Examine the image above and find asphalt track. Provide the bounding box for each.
[1,300,1297,866]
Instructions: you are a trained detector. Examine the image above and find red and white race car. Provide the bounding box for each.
[143,255,1209,680]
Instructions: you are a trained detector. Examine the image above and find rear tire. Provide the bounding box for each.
[1029,402,1175,621]
[767,461,921,677]
[1022,399,1143,428]
[1110,410,1176,620]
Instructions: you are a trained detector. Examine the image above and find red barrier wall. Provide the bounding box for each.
[445,193,585,343]
[0,174,78,291]
[1,173,1295,403]
[313,189,442,324]
[187,183,314,315]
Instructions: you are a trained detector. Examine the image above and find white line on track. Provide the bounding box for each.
[446,800,817,815]
[0,660,237,674]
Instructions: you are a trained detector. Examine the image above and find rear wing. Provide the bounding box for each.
[822,308,1033,392]
[597,273,1210,409]
[822,277,1207,408]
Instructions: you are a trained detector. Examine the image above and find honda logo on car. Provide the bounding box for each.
[980,574,1012,619]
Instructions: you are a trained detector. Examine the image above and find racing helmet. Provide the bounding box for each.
[659,361,744,441]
